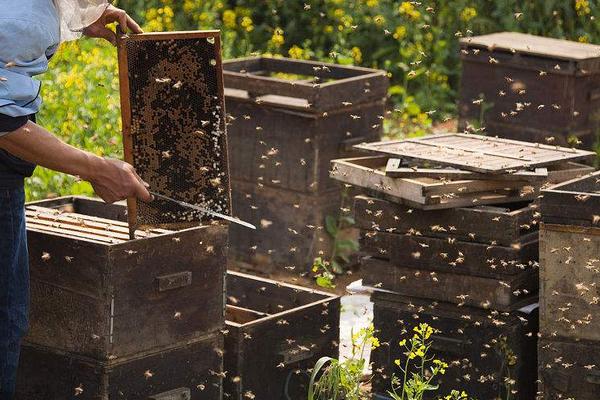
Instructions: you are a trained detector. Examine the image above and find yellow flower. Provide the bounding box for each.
[334,8,345,19]
[399,339,406,346]
[270,27,285,47]
[576,0,591,16]
[394,358,401,366]
[370,336,380,349]
[374,15,385,26]
[579,35,589,43]
[399,2,420,20]
[324,25,334,33]
[240,16,254,32]
[393,26,407,40]
[288,45,304,59]
[366,0,379,7]
[222,10,237,29]
[351,46,362,63]
[460,7,477,22]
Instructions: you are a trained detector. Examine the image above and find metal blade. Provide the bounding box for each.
[149,191,256,230]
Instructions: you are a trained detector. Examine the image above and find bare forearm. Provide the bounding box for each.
[0,121,101,181]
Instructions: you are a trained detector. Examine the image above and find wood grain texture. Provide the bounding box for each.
[16,334,224,400]
[223,272,340,400]
[353,195,538,246]
[541,170,600,226]
[538,338,600,400]
[24,197,227,360]
[539,224,600,342]
[371,295,538,400]
[361,257,538,311]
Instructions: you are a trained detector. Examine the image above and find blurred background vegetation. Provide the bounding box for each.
[29,0,599,199]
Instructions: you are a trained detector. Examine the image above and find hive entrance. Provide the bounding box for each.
[117,31,230,232]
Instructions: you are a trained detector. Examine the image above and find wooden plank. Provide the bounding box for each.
[117,30,231,232]
[384,158,548,181]
[361,257,538,311]
[539,224,600,342]
[331,156,540,209]
[354,195,538,246]
[541,170,600,225]
[460,32,600,62]
[355,133,595,174]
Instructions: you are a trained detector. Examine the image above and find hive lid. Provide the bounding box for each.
[354,133,595,174]
[460,32,600,62]
[117,31,231,233]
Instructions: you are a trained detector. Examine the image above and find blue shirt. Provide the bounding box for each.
[0,0,60,187]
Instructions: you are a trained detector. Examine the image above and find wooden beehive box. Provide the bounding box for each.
[16,333,223,400]
[354,195,540,246]
[229,180,341,270]
[117,31,231,232]
[361,257,537,311]
[224,56,388,193]
[538,338,600,400]
[458,32,600,148]
[371,294,538,400]
[223,271,340,400]
[24,196,227,361]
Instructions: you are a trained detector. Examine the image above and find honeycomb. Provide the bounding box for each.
[120,32,230,229]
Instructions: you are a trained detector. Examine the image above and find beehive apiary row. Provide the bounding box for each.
[223,56,388,271]
[538,171,600,400]
[16,197,341,400]
[328,131,597,399]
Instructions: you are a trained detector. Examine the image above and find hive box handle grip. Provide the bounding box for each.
[156,271,192,292]
[148,387,191,400]
[429,335,471,355]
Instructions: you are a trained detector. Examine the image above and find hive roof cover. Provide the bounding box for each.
[117,31,230,231]
[354,133,595,174]
[460,32,600,61]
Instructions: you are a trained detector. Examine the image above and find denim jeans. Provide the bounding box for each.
[0,187,28,400]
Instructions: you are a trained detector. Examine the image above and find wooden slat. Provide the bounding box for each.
[26,222,125,244]
[356,133,594,174]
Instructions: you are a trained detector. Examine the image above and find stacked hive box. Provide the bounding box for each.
[223,57,388,271]
[538,171,600,400]
[16,197,227,400]
[458,32,600,149]
[223,271,340,400]
[355,194,541,399]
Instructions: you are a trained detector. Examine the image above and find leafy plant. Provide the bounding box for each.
[387,323,473,400]
[307,324,379,400]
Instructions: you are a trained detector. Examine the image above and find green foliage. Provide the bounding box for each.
[307,324,379,400]
[28,1,600,199]
[388,323,473,400]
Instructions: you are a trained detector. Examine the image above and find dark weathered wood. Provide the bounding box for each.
[223,56,389,113]
[361,230,539,278]
[229,180,342,270]
[226,95,384,193]
[371,295,538,400]
[541,170,600,226]
[223,271,340,400]
[538,338,600,400]
[354,195,538,246]
[25,197,227,360]
[539,223,600,342]
[16,333,223,400]
[118,31,230,231]
[459,33,600,149]
[361,257,538,311]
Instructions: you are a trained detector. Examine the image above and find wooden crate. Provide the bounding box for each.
[361,257,537,311]
[223,271,340,400]
[539,223,600,342]
[458,32,600,148]
[538,338,600,400]
[541,170,600,226]
[371,295,538,400]
[24,196,227,360]
[224,56,388,193]
[354,195,539,247]
[229,180,341,271]
[16,333,223,400]
[331,155,592,211]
